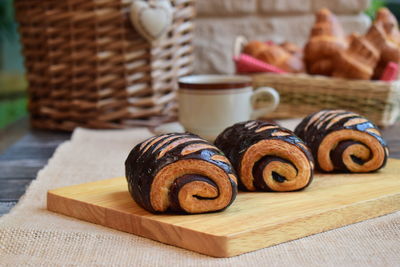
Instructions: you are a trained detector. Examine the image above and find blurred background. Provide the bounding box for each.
[0,0,26,129]
[0,0,399,130]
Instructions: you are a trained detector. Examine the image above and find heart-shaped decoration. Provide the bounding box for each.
[130,0,173,42]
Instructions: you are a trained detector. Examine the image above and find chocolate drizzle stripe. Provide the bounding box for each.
[325,113,357,129]
[255,125,278,133]
[322,110,346,122]
[271,131,291,137]
[139,135,158,151]
[295,110,388,173]
[157,138,205,159]
[297,142,309,151]
[316,111,344,129]
[152,134,184,153]
[229,173,238,184]
[320,111,355,130]
[125,133,238,214]
[295,142,314,162]
[315,110,342,129]
[181,143,217,156]
[304,110,325,131]
[344,117,369,127]
[215,120,314,192]
[320,111,353,130]
[245,121,257,128]
[142,135,169,155]
[211,154,231,164]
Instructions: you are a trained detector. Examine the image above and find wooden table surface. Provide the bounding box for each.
[0,118,70,215]
[0,117,399,216]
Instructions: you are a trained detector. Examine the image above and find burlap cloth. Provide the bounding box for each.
[0,127,399,266]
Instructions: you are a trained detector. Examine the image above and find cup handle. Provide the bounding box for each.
[250,87,280,120]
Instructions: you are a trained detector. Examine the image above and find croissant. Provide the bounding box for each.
[295,110,388,173]
[256,44,304,73]
[333,24,384,80]
[243,41,304,73]
[280,41,303,57]
[125,133,238,214]
[215,121,314,192]
[304,8,347,76]
[372,8,400,79]
[373,37,400,79]
[375,7,400,45]
[243,41,267,58]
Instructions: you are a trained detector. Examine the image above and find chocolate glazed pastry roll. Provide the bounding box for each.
[295,110,389,173]
[125,133,238,214]
[214,121,314,192]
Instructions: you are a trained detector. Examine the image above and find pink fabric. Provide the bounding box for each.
[234,54,286,74]
[380,62,399,81]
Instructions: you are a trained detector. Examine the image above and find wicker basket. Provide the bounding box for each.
[15,0,195,130]
[252,73,400,127]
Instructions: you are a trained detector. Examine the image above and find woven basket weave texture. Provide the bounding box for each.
[253,73,400,127]
[15,0,195,130]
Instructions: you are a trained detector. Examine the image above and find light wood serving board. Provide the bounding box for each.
[47,159,400,258]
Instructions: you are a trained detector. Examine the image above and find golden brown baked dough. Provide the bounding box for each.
[372,8,400,79]
[280,41,303,58]
[125,133,237,214]
[243,41,304,73]
[373,39,400,79]
[332,25,384,80]
[375,7,400,45]
[279,41,303,55]
[215,121,314,192]
[243,41,267,57]
[333,7,400,80]
[295,110,389,173]
[257,45,304,73]
[304,8,347,76]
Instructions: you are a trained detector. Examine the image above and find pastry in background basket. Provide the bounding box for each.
[215,120,314,192]
[237,8,400,81]
[243,41,304,73]
[375,7,400,46]
[280,41,303,59]
[304,8,347,76]
[125,133,238,214]
[332,25,383,80]
[333,8,400,80]
[294,110,389,173]
[372,7,400,79]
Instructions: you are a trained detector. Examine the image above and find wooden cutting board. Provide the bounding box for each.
[47,159,400,258]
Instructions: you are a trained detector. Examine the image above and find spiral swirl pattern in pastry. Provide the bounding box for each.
[294,110,389,173]
[215,121,314,192]
[125,133,238,214]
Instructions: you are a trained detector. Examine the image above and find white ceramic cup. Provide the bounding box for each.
[178,75,280,141]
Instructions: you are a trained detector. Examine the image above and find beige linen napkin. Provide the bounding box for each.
[0,127,399,266]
